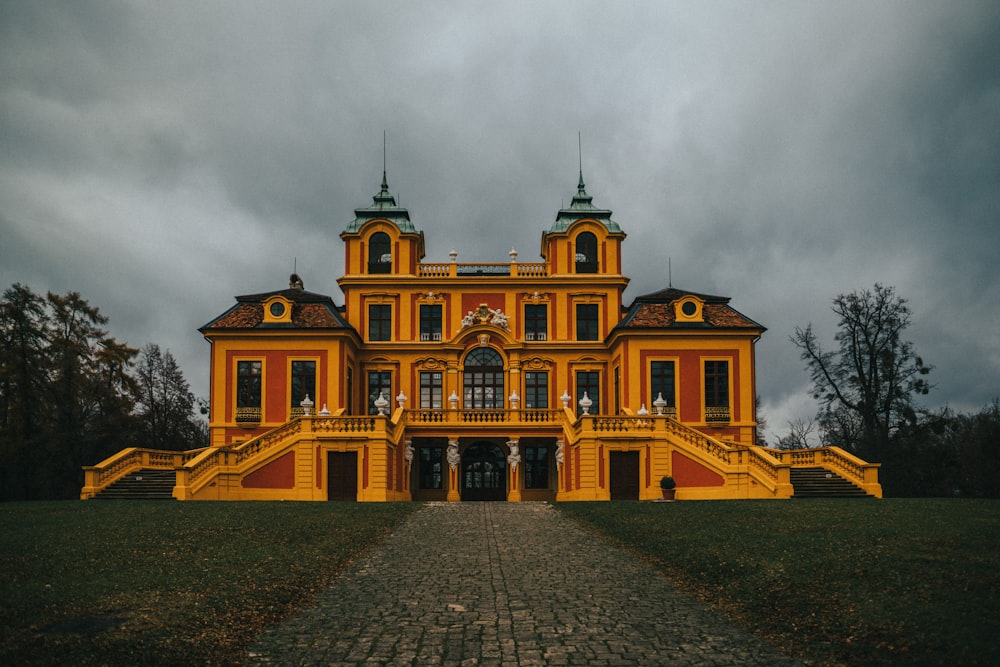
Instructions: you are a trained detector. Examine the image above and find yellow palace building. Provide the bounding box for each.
[82,171,881,502]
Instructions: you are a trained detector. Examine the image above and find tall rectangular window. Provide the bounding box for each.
[346,367,354,415]
[525,446,550,489]
[650,361,676,412]
[368,371,392,414]
[576,371,600,416]
[420,371,443,409]
[524,371,548,409]
[614,366,620,415]
[704,361,729,407]
[576,304,599,341]
[419,447,443,489]
[524,304,547,340]
[236,360,262,422]
[368,304,392,341]
[420,304,442,341]
[290,360,316,409]
[705,360,730,422]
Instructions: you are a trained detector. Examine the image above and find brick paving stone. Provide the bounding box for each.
[247,502,801,666]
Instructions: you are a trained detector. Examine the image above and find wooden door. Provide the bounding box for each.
[327,452,358,501]
[609,451,639,500]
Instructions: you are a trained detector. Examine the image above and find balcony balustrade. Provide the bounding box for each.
[705,406,731,423]
[235,406,261,424]
[416,262,548,278]
[406,408,562,425]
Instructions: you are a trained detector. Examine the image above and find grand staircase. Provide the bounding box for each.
[790,467,871,498]
[93,469,175,500]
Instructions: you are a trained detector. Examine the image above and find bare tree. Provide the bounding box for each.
[775,418,818,450]
[791,284,932,459]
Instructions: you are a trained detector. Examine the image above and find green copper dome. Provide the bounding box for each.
[343,172,417,234]
[548,172,622,234]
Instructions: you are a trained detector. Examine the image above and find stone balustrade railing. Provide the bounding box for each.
[80,447,203,499]
[770,446,880,486]
[85,409,874,501]
[416,262,548,278]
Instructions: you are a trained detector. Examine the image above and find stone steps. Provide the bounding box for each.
[94,469,175,500]
[790,466,872,498]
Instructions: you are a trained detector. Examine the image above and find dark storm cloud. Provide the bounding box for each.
[2,0,998,440]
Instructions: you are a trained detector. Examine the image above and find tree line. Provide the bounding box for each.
[776,283,1000,498]
[0,283,206,500]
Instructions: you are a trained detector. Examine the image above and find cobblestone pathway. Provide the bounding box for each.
[248,502,801,666]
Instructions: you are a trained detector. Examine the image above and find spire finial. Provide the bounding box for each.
[577,131,585,191]
[381,131,389,191]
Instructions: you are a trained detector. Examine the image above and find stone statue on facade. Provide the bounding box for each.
[446,440,461,471]
[404,440,414,468]
[506,439,521,472]
[491,309,509,330]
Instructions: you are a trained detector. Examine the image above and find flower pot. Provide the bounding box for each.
[661,488,676,501]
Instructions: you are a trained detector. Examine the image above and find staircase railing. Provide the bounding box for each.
[175,414,408,499]
[767,446,881,495]
[177,419,307,498]
[560,413,790,495]
[81,447,205,499]
[85,409,879,501]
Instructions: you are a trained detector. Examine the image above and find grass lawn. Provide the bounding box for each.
[557,498,1000,666]
[0,500,416,666]
[4,499,997,666]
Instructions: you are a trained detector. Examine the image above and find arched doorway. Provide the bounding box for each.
[461,441,506,501]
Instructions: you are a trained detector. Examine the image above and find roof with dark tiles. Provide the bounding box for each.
[200,283,354,333]
[616,286,764,332]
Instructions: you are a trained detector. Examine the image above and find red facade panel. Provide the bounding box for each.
[671,451,725,487]
[241,452,295,489]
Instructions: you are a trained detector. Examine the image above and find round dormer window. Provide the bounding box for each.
[681,301,697,317]
[269,302,286,317]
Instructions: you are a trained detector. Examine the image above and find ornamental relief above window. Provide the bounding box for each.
[460,303,510,331]
[414,356,450,371]
[522,356,554,371]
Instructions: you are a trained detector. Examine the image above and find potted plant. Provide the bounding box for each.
[659,475,677,501]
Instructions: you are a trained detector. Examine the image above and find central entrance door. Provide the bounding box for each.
[327,451,358,501]
[609,451,639,500]
[461,441,506,501]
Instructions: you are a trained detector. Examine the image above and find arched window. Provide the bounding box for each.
[575,232,597,273]
[463,348,504,409]
[368,232,391,274]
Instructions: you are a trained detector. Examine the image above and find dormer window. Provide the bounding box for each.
[575,232,597,273]
[368,232,391,274]
[674,296,705,323]
[263,296,293,324]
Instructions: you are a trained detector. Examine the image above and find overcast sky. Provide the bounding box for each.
[2,0,998,443]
